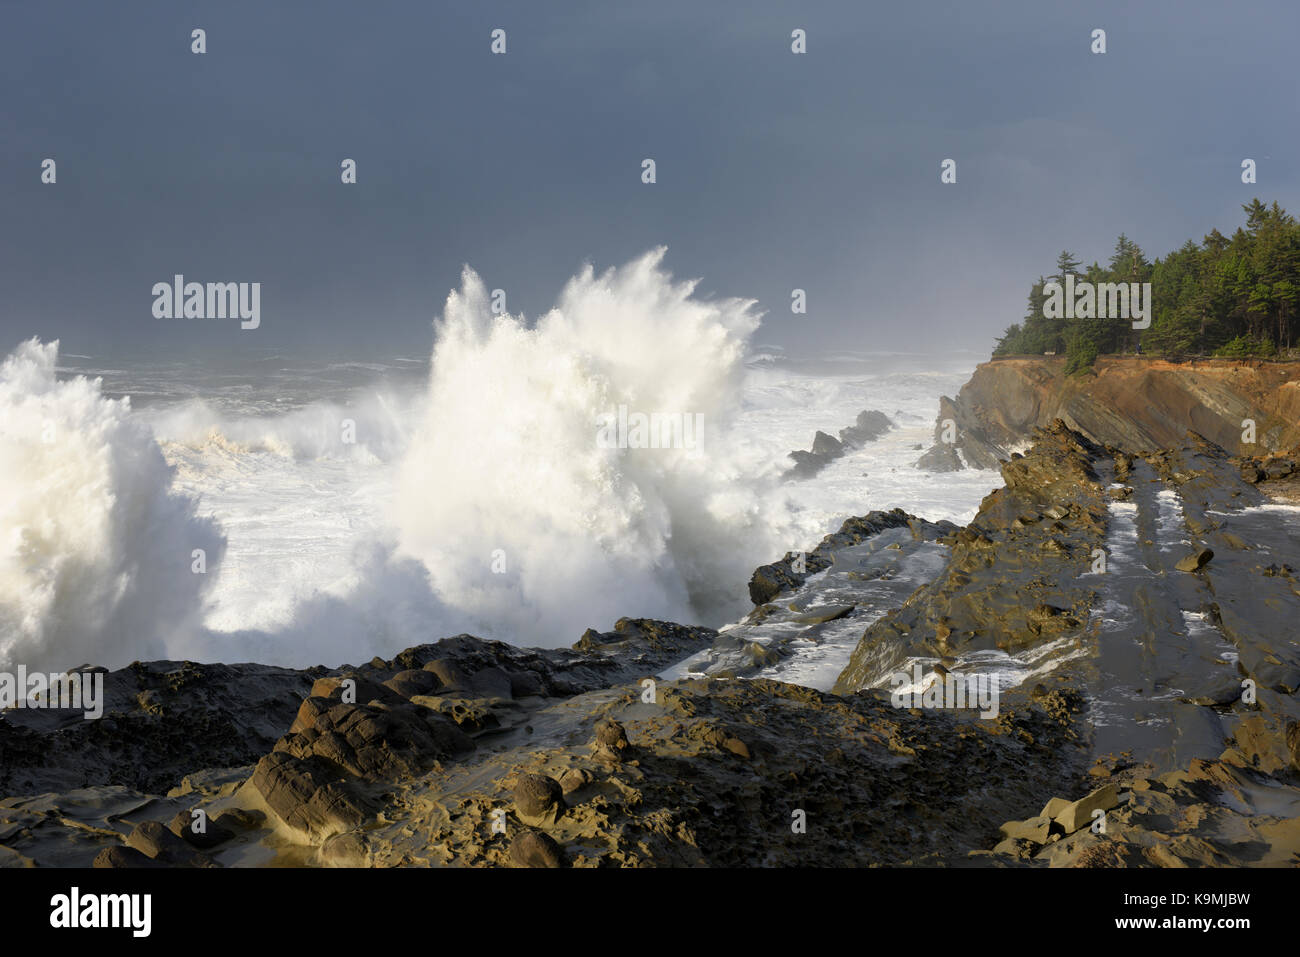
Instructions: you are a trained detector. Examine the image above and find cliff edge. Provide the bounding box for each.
[917,356,1300,470]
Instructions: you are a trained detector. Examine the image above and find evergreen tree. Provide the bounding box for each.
[1053,251,1082,282]
[992,200,1300,360]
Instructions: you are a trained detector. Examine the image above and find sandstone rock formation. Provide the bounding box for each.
[916,356,1300,471]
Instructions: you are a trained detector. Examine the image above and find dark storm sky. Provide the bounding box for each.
[2,0,1297,360]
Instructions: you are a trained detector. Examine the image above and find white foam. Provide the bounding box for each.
[0,340,225,671]
[9,253,999,669]
[391,248,795,646]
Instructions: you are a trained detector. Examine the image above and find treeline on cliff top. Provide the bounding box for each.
[994,199,1300,371]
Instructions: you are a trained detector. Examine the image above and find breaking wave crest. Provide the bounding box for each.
[0,339,225,671]
[392,247,796,645]
[3,250,825,668]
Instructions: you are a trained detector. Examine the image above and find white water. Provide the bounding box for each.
[2,251,999,672]
[391,248,776,645]
[0,340,225,670]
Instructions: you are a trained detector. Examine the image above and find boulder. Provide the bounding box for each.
[281,700,473,779]
[811,430,843,457]
[423,661,513,699]
[167,808,236,849]
[308,674,400,707]
[509,830,564,868]
[248,751,370,843]
[1040,796,1070,819]
[212,807,264,831]
[383,669,441,699]
[558,768,592,794]
[1053,784,1119,834]
[593,718,630,759]
[839,410,893,448]
[1263,459,1294,479]
[512,773,565,826]
[916,442,962,471]
[125,820,215,867]
[792,604,855,625]
[998,815,1051,845]
[93,845,164,868]
[1175,548,1214,572]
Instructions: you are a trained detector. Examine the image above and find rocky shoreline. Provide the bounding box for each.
[3,422,1299,867]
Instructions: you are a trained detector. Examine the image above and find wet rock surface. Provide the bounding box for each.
[838,422,1110,695]
[664,510,962,688]
[857,420,1300,865]
[746,508,957,607]
[4,423,1299,867]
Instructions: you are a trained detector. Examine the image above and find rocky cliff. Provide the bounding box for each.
[851,421,1300,865]
[917,357,1300,470]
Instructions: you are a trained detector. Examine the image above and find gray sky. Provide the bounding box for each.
[2,0,1297,360]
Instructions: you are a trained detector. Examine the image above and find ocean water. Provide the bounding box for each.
[2,252,1000,673]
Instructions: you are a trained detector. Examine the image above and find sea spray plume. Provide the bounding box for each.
[393,248,791,645]
[0,339,226,671]
[143,389,415,464]
[168,539,466,669]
